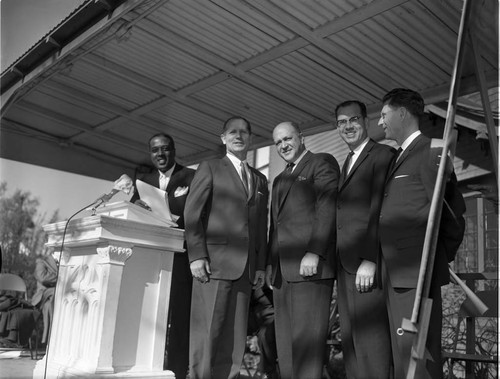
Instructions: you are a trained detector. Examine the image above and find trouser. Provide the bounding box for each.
[189,273,252,379]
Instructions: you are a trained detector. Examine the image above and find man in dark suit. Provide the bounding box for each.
[184,116,269,379]
[32,248,59,345]
[335,100,396,378]
[378,88,466,378]
[130,133,195,379]
[265,121,339,379]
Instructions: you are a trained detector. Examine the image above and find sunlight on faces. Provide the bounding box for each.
[221,118,251,158]
[149,136,175,173]
[273,122,305,163]
[378,104,403,142]
[336,104,368,150]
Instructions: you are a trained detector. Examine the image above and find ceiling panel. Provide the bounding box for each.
[1,0,497,180]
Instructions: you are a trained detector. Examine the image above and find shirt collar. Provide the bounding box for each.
[289,149,308,171]
[226,152,247,170]
[352,137,370,155]
[401,131,421,152]
[158,163,176,178]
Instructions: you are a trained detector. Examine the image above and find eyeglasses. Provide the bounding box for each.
[336,116,362,128]
[150,146,174,154]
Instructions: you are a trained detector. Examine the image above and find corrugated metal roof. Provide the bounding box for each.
[1,0,497,181]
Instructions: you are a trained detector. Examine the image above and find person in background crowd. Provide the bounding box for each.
[0,289,37,348]
[184,116,269,379]
[266,121,339,379]
[130,133,195,379]
[32,246,58,345]
[334,100,395,378]
[378,88,466,378]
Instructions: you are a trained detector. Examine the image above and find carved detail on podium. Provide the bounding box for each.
[97,245,133,264]
[53,261,104,366]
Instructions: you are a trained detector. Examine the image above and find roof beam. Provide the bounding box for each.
[14,100,146,153]
[140,19,333,121]
[232,0,388,97]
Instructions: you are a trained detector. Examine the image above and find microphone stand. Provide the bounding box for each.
[42,190,117,379]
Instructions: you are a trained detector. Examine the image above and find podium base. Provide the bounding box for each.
[33,359,175,379]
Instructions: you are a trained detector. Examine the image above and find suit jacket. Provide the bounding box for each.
[130,164,195,229]
[268,151,339,282]
[184,157,269,281]
[379,134,466,288]
[337,140,396,274]
[32,255,58,307]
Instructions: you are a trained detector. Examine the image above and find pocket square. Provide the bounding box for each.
[394,174,409,179]
[174,186,189,197]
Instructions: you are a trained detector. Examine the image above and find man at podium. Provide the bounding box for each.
[130,133,195,379]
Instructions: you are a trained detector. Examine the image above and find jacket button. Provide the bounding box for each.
[338,225,342,229]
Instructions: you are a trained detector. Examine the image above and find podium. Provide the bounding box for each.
[34,201,185,378]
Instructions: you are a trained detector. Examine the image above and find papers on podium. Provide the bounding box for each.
[136,179,179,226]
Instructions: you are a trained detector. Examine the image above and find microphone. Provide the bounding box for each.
[92,174,134,212]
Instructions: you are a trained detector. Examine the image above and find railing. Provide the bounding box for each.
[442,272,498,379]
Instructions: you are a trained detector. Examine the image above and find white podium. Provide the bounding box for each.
[34,201,185,379]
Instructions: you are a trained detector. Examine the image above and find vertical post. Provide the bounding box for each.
[465,278,476,377]
[469,32,499,180]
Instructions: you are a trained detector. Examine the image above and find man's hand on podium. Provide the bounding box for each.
[134,199,152,211]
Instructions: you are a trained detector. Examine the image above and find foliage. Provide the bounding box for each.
[442,283,498,379]
[0,181,59,298]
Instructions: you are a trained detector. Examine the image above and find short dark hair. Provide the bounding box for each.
[382,88,424,118]
[148,133,175,150]
[222,116,252,134]
[335,100,367,119]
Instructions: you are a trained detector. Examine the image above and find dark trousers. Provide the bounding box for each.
[383,259,443,379]
[273,266,333,379]
[189,273,252,379]
[165,253,192,379]
[337,265,392,379]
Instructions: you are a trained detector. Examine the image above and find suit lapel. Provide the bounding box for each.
[387,134,426,180]
[277,151,312,213]
[222,157,248,200]
[339,140,374,190]
[247,167,256,202]
[166,164,184,195]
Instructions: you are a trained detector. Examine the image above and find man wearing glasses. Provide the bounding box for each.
[335,101,396,378]
[131,133,195,379]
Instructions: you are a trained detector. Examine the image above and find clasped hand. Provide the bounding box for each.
[190,258,265,289]
[300,252,319,277]
[355,260,376,293]
[190,258,211,283]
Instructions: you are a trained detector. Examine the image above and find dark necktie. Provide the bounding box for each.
[388,147,403,174]
[285,162,295,175]
[342,151,354,177]
[278,162,294,203]
[240,161,250,196]
[396,147,403,162]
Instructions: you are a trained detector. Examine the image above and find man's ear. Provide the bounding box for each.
[399,107,407,120]
[220,133,227,145]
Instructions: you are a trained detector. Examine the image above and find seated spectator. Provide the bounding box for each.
[0,290,37,348]
[32,247,58,344]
